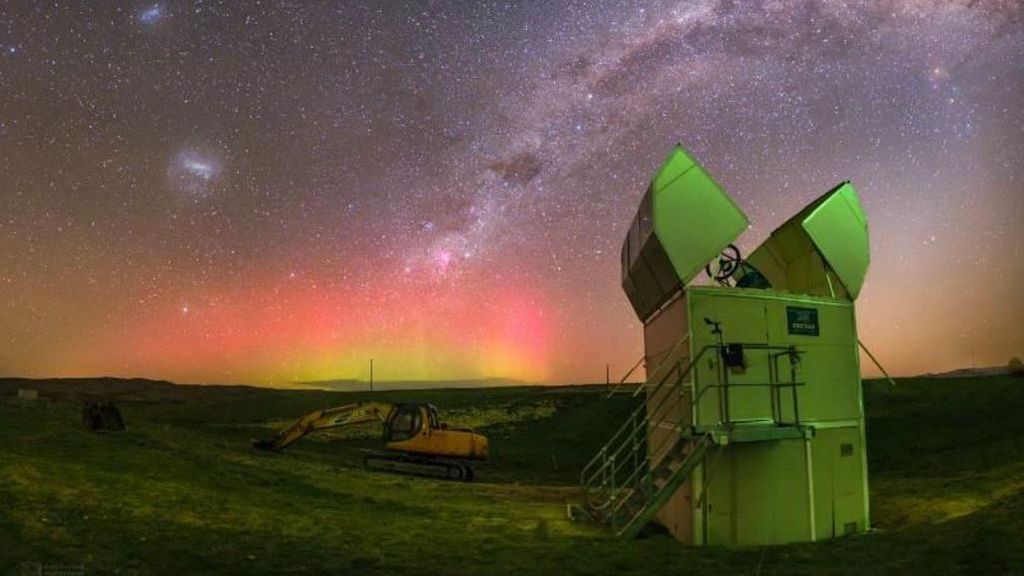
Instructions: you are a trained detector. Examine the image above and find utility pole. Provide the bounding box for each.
[369,358,374,393]
[606,364,610,387]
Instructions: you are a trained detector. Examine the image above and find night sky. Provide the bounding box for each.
[1,1,1021,385]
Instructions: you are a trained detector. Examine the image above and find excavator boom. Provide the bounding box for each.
[252,402,396,451]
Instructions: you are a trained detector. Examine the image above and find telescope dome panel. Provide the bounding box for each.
[651,146,749,287]
[801,182,870,299]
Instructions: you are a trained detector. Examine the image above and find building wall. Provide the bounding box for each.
[810,426,869,539]
[686,287,863,427]
[703,438,812,545]
[642,293,694,542]
[644,286,869,546]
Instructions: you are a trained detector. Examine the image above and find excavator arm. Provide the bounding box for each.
[252,401,396,451]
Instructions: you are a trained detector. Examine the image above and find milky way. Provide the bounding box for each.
[0,1,1021,385]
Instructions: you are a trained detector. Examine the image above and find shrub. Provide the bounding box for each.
[1010,357,1024,378]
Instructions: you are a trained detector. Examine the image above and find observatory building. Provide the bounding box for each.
[582,145,871,546]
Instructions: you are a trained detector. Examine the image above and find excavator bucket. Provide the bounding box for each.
[82,401,127,432]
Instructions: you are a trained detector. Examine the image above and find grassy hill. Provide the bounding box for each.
[0,376,1022,575]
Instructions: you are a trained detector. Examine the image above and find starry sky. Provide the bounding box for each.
[1,1,1021,386]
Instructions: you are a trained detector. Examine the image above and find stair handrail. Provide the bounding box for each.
[632,332,691,398]
[583,342,754,515]
[581,347,692,489]
[581,390,679,512]
[610,431,712,519]
[683,343,808,432]
[605,355,646,398]
[579,330,693,485]
[615,432,714,537]
[601,361,726,513]
[597,366,689,486]
[585,340,720,487]
[604,430,683,517]
[581,343,718,498]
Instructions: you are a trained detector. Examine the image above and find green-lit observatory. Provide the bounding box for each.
[582,144,872,546]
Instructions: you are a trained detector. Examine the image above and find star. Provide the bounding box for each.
[0,1,1020,384]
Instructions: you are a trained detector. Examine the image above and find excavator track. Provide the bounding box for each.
[363,452,475,482]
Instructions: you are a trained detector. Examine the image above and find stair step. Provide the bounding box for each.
[654,466,673,483]
[579,339,708,539]
[668,436,692,454]
[616,433,713,539]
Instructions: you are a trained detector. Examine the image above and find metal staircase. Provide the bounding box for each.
[581,333,805,538]
[580,332,712,537]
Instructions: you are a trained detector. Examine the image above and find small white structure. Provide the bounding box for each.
[17,388,39,401]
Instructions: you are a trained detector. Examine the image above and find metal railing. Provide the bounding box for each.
[699,343,805,427]
[581,339,805,535]
[580,339,713,528]
[604,355,646,398]
[630,332,691,398]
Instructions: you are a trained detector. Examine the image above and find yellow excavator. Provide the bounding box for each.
[252,402,488,481]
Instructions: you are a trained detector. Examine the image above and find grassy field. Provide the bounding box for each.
[1,376,1022,575]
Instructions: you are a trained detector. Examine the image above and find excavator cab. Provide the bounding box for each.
[384,404,486,462]
[383,403,423,442]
